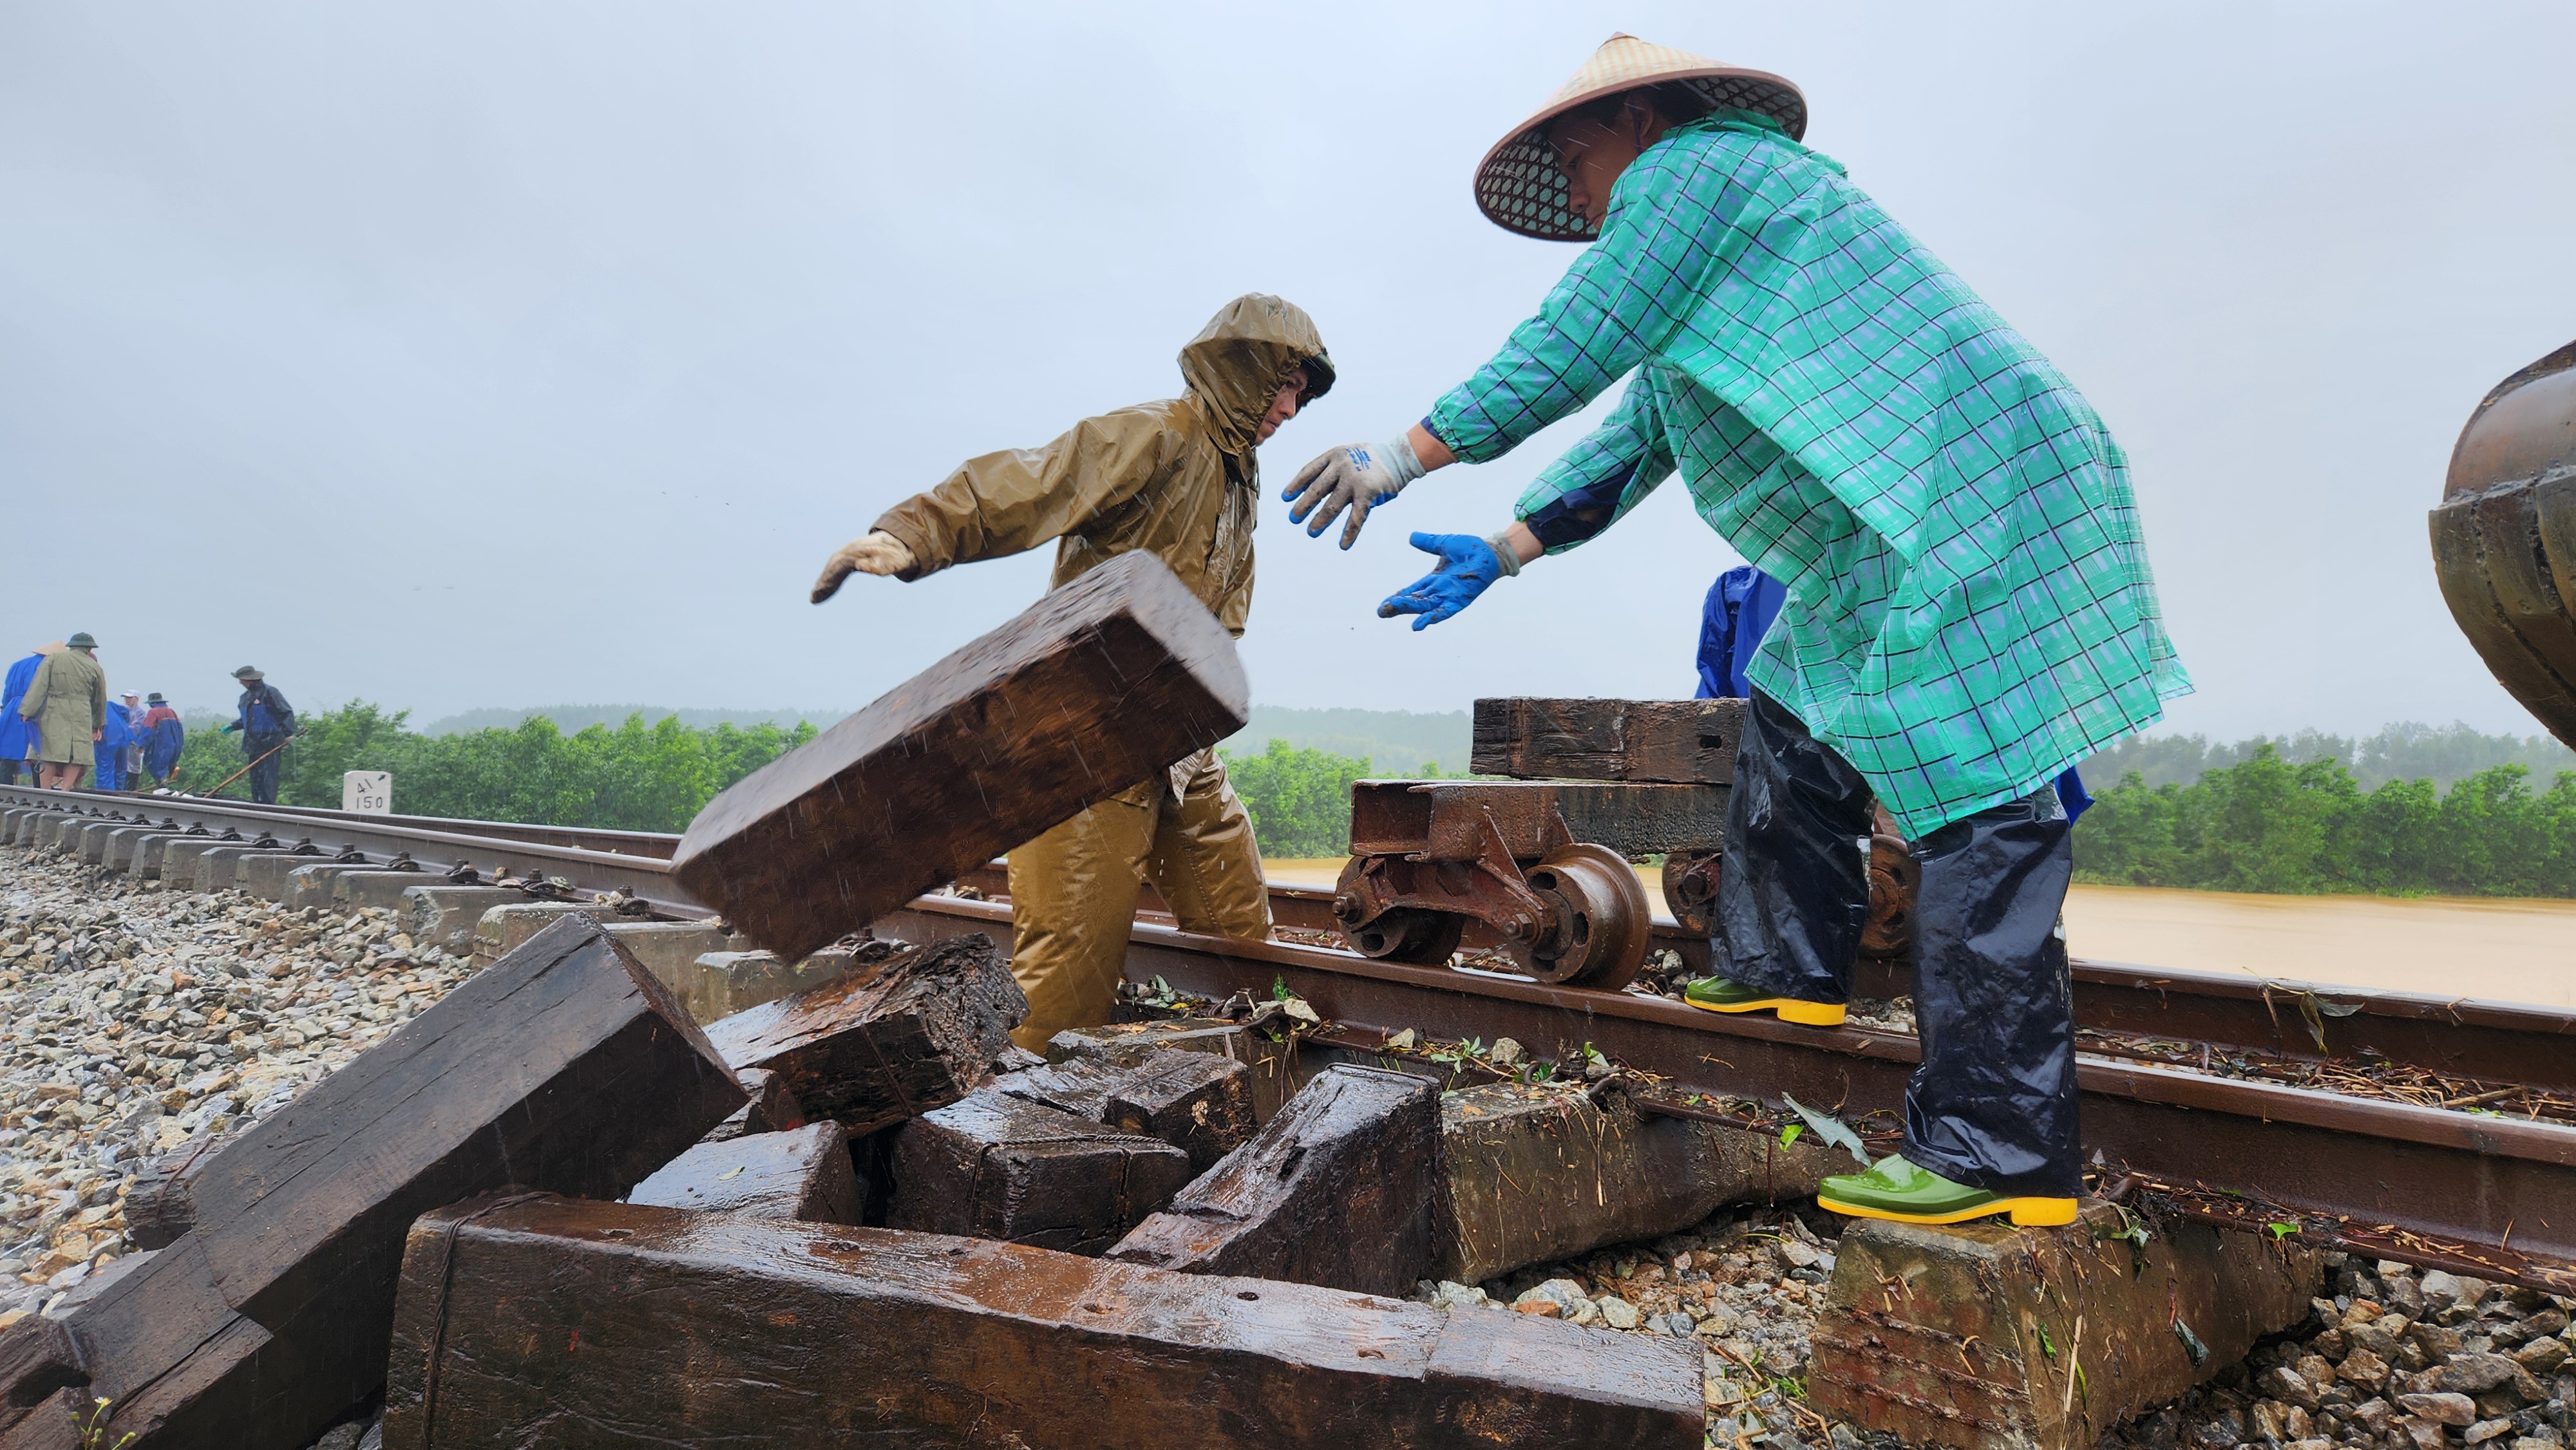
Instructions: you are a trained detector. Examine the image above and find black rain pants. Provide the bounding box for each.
[1714,690,2082,1197]
[245,733,286,805]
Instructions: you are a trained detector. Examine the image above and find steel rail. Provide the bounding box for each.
[983,867,2576,1095]
[0,784,676,858]
[12,786,2573,1095]
[873,893,2576,1292]
[0,787,707,918]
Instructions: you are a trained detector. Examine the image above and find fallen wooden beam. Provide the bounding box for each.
[1813,1204,2325,1450]
[120,1129,236,1251]
[999,1048,1256,1172]
[674,550,1251,961]
[1046,1016,1300,1121]
[1471,696,1745,784]
[629,1120,863,1224]
[703,933,1024,1136]
[0,914,744,1450]
[0,1316,85,1440]
[1108,1064,1438,1297]
[1435,1083,1848,1284]
[697,1066,808,1144]
[889,1089,1195,1253]
[377,1194,1704,1449]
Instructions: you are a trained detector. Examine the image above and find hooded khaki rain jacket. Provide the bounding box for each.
[869,295,1331,1048]
[871,294,1330,638]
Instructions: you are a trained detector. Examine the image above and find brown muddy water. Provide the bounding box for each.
[1262,860,2575,1010]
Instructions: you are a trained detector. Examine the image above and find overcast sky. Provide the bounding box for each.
[5,3,2571,740]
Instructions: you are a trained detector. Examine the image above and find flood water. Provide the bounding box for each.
[1262,861,2576,1010]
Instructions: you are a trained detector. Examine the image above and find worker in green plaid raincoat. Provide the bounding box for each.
[1285,35,2190,1229]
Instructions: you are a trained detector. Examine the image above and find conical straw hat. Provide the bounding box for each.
[1473,33,1806,242]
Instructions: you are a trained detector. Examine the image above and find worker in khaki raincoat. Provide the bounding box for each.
[1287,37,2189,1230]
[811,294,1334,1048]
[21,633,108,791]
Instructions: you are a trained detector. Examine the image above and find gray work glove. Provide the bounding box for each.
[1282,433,1426,549]
[811,531,917,603]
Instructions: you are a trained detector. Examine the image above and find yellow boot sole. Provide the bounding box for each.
[1815,1194,2079,1229]
[1685,995,1847,1027]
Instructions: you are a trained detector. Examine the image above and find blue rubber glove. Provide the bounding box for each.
[1378,532,1509,631]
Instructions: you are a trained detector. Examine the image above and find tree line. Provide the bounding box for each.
[163,702,817,833]
[2072,746,2576,898]
[153,701,1395,852]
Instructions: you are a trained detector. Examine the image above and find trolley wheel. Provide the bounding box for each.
[1660,849,1722,936]
[1511,842,1653,990]
[1341,907,1468,967]
[1861,833,1920,957]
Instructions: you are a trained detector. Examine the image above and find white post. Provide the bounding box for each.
[342,770,393,815]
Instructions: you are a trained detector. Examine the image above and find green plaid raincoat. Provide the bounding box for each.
[1426,111,2191,836]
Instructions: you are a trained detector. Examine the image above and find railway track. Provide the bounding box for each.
[6,781,2573,1292]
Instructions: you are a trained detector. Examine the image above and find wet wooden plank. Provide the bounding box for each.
[1107,1064,1438,1297]
[703,933,1024,1137]
[673,551,1251,961]
[629,1120,863,1224]
[120,1127,235,1251]
[889,1090,1193,1254]
[1045,1016,1298,1120]
[998,1048,1256,1173]
[0,1315,86,1440]
[378,1194,1704,1449]
[694,1066,808,1145]
[17,915,745,1450]
[1472,697,1744,784]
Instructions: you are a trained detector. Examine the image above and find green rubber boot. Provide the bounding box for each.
[1815,1154,2077,1227]
[1681,976,1846,1026]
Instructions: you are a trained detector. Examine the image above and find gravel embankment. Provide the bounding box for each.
[0,842,478,1323]
[1412,1203,1870,1449]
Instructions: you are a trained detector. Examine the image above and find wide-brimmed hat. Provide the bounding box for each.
[1473,33,1806,242]
[67,632,97,650]
[146,692,166,705]
[232,664,263,682]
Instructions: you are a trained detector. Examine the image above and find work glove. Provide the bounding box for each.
[1377,531,1519,631]
[1283,433,1426,549]
[810,530,918,603]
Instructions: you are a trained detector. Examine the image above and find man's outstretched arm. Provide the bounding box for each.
[812,412,1171,603]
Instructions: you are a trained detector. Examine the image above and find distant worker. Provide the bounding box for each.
[1287,37,2188,1229]
[0,643,53,787]
[118,690,147,789]
[91,695,137,791]
[19,633,108,791]
[810,294,1334,1049]
[1694,564,1785,703]
[141,693,185,787]
[220,664,297,804]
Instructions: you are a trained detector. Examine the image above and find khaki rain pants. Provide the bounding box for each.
[1004,749,1271,1050]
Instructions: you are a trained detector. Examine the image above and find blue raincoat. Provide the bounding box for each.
[1694,565,1787,702]
[144,710,185,781]
[0,654,37,766]
[91,704,137,790]
[1697,566,2091,824]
